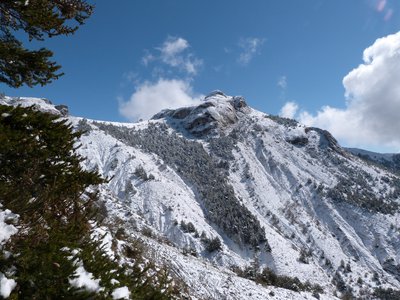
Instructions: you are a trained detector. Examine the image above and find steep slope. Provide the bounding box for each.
[347,147,400,175]
[3,93,400,299]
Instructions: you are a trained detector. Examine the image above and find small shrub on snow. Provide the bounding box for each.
[298,248,312,264]
[233,265,324,294]
[134,165,148,181]
[200,233,222,252]
[373,287,400,300]
[180,221,197,234]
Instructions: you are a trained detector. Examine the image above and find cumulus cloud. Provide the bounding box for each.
[237,37,265,65]
[120,37,204,121]
[296,31,400,151]
[119,79,203,121]
[143,36,203,75]
[280,102,298,119]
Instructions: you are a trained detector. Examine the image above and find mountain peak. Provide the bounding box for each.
[204,90,228,100]
[152,92,249,136]
[203,90,247,109]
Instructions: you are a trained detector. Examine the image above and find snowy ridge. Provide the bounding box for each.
[347,147,400,175]
[0,96,68,116]
[346,148,396,162]
[3,94,400,299]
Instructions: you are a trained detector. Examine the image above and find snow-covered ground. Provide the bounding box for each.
[2,93,400,299]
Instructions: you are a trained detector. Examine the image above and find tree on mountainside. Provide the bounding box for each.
[0,105,177,299]
[0,0,93,88]
[0,104,104,297]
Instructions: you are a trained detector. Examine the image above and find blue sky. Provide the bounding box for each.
[2,0,400,152]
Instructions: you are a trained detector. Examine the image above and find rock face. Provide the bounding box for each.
[153,91,249,136]
[2,94,400,299]
[55,104,69,116]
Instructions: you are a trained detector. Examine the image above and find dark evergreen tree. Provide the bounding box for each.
[0,105,178,299]
[0,104,102,298]
[0,0,93,87]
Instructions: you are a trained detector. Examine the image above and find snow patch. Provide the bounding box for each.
[0,273,16,298]
[112,286,130,299]
[0,209,18,245]
[69,265,102,292]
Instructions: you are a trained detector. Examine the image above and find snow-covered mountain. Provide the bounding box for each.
[347,148,400,175]
[3,93,400,299]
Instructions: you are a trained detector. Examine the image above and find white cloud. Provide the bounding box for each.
[120,37,204,121]
[238,37,265,65]
[376,0,386,12]
[278,76,287,89]
[119,79,203,121]
[144,36,203,76]
[223,47,232,54]
[384,9,394,21]
[120,71,140,87]
[296,31,400,151]
[369,0,395,22]
[160,37,189,58]
[280,102,298,119]
[142,50,155,66]
[298,107,371,146]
